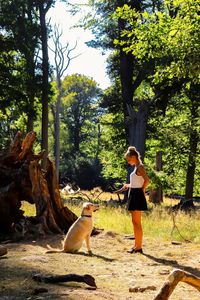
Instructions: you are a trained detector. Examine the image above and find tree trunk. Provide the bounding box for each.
[0,131,77,238]
[38,2,50,170]
[74,125,80,153]
[26,65,35,133]
[126,100,150,159]
[50,24,78,180]
[185,108,199,206]
[179,97,199,210]
[184,127,198,208]
[54,81,61,181]
[118,1,150,159]
[25,1,38,134]
[119,49,150,159]
[149,151,163,203]
[119,45,134,143]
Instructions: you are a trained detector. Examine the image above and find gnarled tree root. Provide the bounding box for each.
[154,268,200,300]
[33,273,97,288]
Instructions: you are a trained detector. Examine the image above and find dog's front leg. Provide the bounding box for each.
[85,235,92,255]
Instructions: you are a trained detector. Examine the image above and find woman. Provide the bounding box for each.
[122,146,150,253]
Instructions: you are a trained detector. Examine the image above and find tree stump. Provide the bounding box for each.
[154,269,200,300]
[0,131,77,238]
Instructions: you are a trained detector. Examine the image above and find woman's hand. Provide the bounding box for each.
[113,183,129,194]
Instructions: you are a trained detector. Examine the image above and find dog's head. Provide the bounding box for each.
[81,202,99,216]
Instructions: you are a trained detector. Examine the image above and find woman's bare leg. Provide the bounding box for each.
[131,210,142,249]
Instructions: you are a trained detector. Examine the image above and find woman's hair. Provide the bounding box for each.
[124,146,142,164]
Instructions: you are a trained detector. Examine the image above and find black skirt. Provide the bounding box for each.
[127,188,148,211]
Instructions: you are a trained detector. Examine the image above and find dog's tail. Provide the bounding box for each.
[46,244,65,253]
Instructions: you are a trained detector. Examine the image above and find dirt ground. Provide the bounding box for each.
[0,231,200,300]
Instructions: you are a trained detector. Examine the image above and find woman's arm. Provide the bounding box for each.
[137,165,150,193]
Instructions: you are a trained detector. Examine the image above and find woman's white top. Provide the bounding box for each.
[130,164,144,188]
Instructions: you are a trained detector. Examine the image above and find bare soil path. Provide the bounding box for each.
[0,232,200,300]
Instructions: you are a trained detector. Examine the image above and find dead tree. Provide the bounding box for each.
[154,269,200,300]
[0,131,77,238]
[49,24,78,180]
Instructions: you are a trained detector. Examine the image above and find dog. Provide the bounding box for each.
[46,202,99,255]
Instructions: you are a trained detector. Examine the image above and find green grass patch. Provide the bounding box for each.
[21,200,200,244]
[66,202,200,243]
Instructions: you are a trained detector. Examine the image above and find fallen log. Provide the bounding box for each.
[33,273,97,288]
[154,268,200,300]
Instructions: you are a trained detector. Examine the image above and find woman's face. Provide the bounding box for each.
[126,155,137,166]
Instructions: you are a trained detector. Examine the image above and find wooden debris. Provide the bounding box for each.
[33,273,97,288]
[153,269,200,300]
[129,285,156,292]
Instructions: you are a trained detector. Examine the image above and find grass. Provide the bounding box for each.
[21,195,200,244]
[65,202,200,244]
[143,205,200,243]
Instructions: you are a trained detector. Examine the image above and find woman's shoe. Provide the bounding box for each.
[127,248,143,254]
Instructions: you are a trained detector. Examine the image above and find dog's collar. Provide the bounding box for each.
[81,215,92,218]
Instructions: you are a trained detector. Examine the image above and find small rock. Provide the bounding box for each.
[33,288,48,295]
[0,246,7,257]
[159,270,170,275]
[171,241,182,245]
[129,285,156,293]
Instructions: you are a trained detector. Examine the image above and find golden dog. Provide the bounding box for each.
[46,202,99,254]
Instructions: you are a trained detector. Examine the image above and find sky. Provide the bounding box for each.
[47,2,111,89]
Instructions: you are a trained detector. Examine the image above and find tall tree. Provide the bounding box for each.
[184,84,199,205]
[50,24,78,179]
[62,74,101,154]
[83,0,163,158]
[0,0,41,133]
[57,74,102,188]
[118,0,200,205]
[36,0,55,169]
